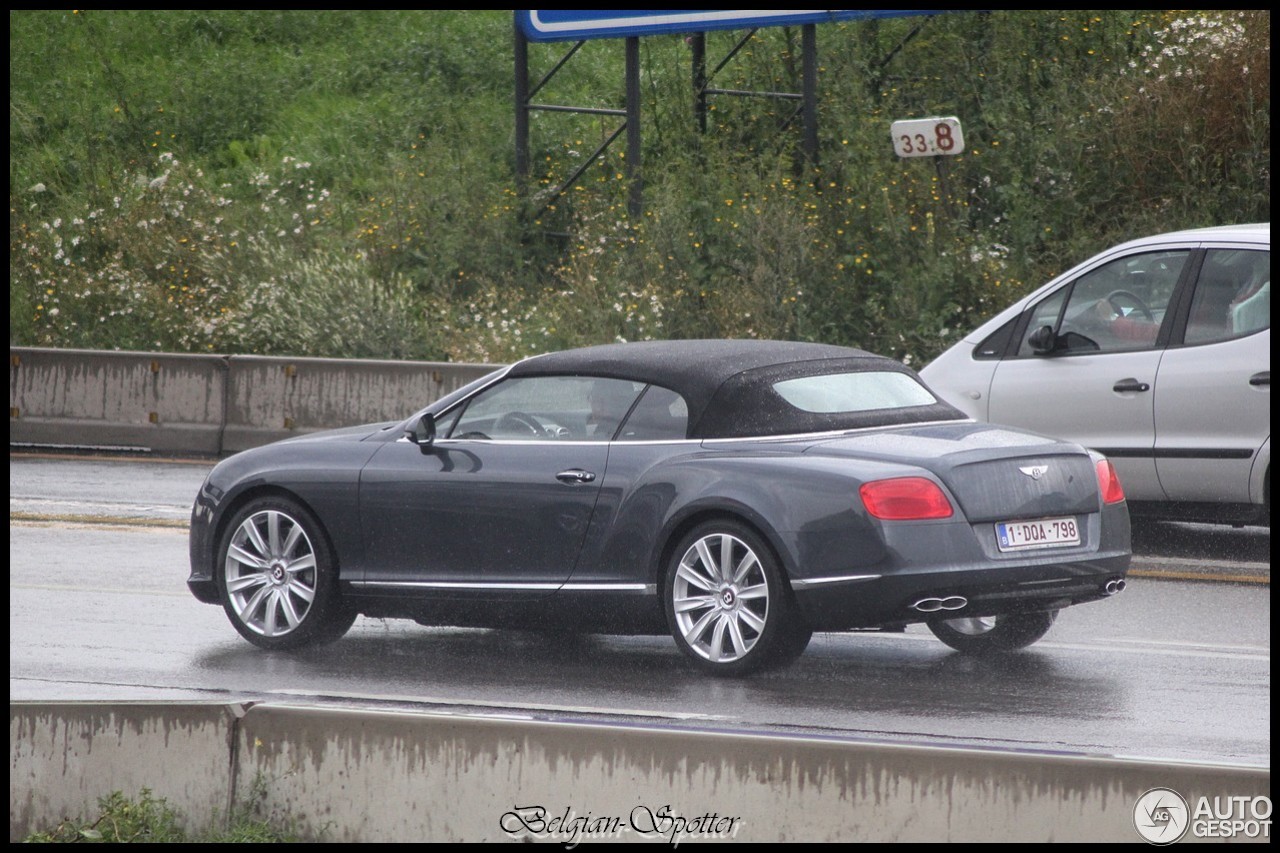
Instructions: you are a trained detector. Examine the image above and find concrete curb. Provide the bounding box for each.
[9,701,1271,842]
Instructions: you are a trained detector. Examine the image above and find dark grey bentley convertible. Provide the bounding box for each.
[188,340,1131,674]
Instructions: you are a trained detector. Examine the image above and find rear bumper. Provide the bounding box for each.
[794,554,1128,631]
[790,503,1131,630]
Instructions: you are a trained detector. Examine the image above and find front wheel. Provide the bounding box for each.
[927,610,1057,654]
[217,496,356,650]
[664,521,810,676]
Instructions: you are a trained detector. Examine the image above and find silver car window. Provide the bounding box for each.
[1185,249,1270,344]
[1020,250,1190,356]
[1015,288,1067,356]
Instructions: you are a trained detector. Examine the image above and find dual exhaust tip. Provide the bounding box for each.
[912,578,1126,613]
[911,595,968,613]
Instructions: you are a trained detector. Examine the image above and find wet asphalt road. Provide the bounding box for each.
[8,454,1271,766]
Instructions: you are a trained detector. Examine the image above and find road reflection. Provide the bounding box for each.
[1131,519,1269,564]
[193,623,1124,730]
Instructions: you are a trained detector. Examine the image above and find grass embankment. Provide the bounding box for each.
[10,11,1270,366]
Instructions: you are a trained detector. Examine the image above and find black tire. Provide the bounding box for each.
[770,618,814,667]
[216,496,356,650]
[927,610,1058,654]
[664,520,811,676]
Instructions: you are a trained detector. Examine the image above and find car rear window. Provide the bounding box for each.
[773,371,938,413]
[693,356,965,438]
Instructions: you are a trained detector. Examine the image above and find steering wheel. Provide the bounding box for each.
[1105,289,1155,323]
[494,411,543,437]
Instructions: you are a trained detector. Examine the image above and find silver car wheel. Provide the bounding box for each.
[224,509,318,638]
[940,616,997,636]
[671,532,769,664]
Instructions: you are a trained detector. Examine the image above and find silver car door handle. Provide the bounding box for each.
[1113,378,1150,393]
[1249,371,1269,387]
[555,469,596,484]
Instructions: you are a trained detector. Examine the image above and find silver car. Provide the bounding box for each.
[921,224,1270,526]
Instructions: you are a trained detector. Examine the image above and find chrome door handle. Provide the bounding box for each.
[555,469,596,484]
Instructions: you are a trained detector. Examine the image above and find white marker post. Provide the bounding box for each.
[891,116,965,224]
[890,116,965,158]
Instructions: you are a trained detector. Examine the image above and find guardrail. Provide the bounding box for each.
[9,347,498,456]
[10,701,1270,842]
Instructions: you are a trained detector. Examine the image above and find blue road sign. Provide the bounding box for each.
[518,10,939,42]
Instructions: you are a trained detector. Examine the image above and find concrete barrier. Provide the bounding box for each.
[8,348,229,456]
[222,354,494,453]
[10,701,1271,842]
[9,347,497,457]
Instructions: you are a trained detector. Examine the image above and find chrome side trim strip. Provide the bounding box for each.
[350,580,654,593]
[562,583,654,593]
[791,574,882,589]
[351,581,559,590]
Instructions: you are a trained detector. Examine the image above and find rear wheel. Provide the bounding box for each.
[217,496,356,650]
[664,521,810,676]
[927,610,1057,654]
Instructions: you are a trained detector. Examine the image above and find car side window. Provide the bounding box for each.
[617,385,689,441]
[973,315,1020,359]
[1184,249,1270,345]
[1015,289,1067,356]
[435,405,462,438]
[1018,250,1190,356]
[448,376,643,441]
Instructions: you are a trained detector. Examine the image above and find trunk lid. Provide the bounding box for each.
[803,423,1101,522]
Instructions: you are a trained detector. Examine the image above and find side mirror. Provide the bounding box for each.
[406,413,436,453]
[1027,325,1059,355]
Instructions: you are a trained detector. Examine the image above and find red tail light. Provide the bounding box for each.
[1096,459,1125,504]
[860,477,954,520]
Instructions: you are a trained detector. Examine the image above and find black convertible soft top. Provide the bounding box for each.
[509,339,964,439]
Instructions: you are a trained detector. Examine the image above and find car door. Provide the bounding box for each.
[565,383,692,588]
[1153,246,1270,503]
[986,248,1194,501]
[358,375,643,591]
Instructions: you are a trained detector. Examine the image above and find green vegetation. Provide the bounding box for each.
[25,786,302,843]
[10,10,1270,365]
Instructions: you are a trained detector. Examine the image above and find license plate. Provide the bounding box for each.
[995,516,1080,552]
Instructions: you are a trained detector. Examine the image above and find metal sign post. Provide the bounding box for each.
[515,10,942,223]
